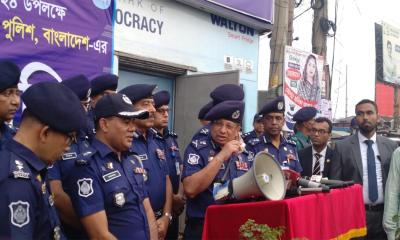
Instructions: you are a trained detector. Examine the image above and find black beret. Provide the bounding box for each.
[62,74,91,100]
[119,84,157,104]
[198,101,214,120]
[94,93,149,120]
[210,84,244,104]
[350,117,358,127]
[253,113,263,123]
[0,60,20,92]
[205,100,244,124]
[292,106,317,122]
[22,82,87,133]
[153,90,170,108]
[259,96,285,116]
[90,73,118,97]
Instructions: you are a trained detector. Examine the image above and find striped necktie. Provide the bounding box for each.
[312,153,322,175]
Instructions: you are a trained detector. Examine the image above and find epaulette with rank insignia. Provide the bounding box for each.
[168,130,178,138]
[242,132,251,138]
[10,158,31,179]
[248,137,260,146]
[286,137,297,146]
[75,149,96,166]
[199,127,209,136]
[191,139,208,150]
[150,128,164,140]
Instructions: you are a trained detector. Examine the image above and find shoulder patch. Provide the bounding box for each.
[187,154,200,165]
[9,201,30,228]
[191,140,208,150]
[77,178,94,197]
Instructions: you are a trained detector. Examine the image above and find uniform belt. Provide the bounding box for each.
[365,203,384,211]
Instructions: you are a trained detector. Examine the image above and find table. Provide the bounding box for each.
[203,184,366,240]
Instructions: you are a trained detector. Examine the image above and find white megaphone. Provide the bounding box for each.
[214,151,286,202]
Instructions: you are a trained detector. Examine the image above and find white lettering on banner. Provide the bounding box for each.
[115,8,164,35]
[1,0,17,10]
[23,0,67,21]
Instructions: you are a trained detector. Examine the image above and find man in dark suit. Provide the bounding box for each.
[298,117,333,178]
[330,99,398,239]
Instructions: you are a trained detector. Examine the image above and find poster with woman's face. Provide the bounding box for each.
[382,22,400,85]
[283,46,325,130]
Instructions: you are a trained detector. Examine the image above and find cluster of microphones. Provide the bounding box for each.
[296,177,355,195]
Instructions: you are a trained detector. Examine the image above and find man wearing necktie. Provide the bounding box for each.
[298,117,333,178]
[330,99,397,239]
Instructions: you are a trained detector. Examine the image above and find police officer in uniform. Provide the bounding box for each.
[120,84,173,239]
[65,93,158,239]
[247,96,302,173]
[291,106,317,151]
[0,81,86,239]
[190,84,245,149]
[86,73,118,139]
[242,113,264,146]
[0,60,21,148]
[153,90,185,240]
[48,74,93,238]
[182,100,252,239]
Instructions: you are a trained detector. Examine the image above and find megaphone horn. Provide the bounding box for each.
[232,151,287,201]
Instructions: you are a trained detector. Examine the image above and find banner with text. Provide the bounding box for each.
[0,0,114,91]
[283,46,325,130]
[382,22,400,85]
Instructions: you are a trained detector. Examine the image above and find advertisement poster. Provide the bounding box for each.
[283,46,325,129]
[0,0,115,91]
[382,22,400,85]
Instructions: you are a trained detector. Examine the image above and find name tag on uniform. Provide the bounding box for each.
[236,161,249,171]
[138,154,148,161]
[102,170,121,182]
[62,152,77,160]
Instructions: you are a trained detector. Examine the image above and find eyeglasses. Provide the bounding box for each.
[311,128,329,135]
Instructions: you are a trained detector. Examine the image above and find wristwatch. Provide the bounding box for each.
[164,212,172,223]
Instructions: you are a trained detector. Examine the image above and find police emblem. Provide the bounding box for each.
[9,201,30,227]
[106,162,114,170]
[77,178,94,197]
[114,192,126,207]
[232,110,240,119]
[187,154,200,165]
[277,101,284,110]
[122,94,132,104]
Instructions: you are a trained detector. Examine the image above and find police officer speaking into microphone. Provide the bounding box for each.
[65,93,158,239]
[0,81,87,239]
[182,100,252,239]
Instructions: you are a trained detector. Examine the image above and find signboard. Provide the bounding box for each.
[0,0,115,91]
[382,22,400,85]
[206,0,273,23]
[283,46,325,129]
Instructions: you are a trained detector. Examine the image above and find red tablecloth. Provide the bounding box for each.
[203,184,366,240]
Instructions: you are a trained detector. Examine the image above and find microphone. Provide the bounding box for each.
[297,178,322,188]
[297,186,330,195]
[318,179,355,188]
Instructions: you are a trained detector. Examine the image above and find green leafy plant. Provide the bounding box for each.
[239,219,285,240]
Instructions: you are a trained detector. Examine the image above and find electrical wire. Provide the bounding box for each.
[330,0,338,98]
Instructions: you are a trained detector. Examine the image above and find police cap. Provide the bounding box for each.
[94,93,149,120]
[210,84,244,104]
[198,101,214,120]
[205,100,244,124]
[0,60,20,92]
[258,96,285,116]
[119,84,157,104]
[62,74,91,101]
[253,113,263,123]
[153,90,170,108]
[292,106,317,122]
[90,73,118,97]
[22,81,87,133]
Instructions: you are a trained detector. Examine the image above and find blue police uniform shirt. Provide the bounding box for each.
[242,130,258,146]
[65,139,149,239]
[153,128,182,194]
[0,140,65,240]
[48,133,93,182]
[0,122,16,149]
[247,134,303,173]
[131,129,169,212]
[182,135,252,219]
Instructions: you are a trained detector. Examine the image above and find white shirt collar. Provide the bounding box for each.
[358,131,377,144]
[312,146,327,158]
